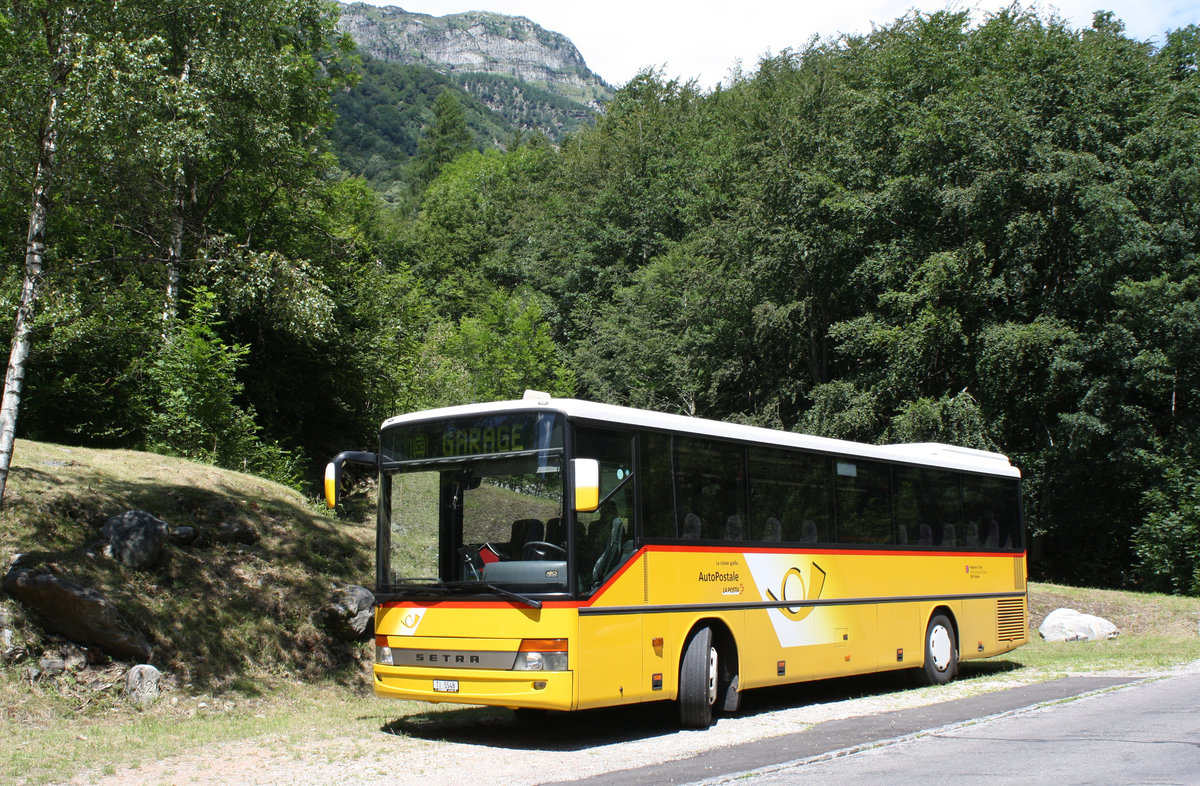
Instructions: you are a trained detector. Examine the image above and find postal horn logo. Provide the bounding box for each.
[395,607,426,635]
[765,562,827,622]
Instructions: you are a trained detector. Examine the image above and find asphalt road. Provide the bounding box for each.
[738,670,1200,785]
[555,674,1160,785]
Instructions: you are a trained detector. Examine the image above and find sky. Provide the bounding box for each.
[349,1,1200,89]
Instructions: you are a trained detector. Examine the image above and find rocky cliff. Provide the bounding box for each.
[337,3,613,109]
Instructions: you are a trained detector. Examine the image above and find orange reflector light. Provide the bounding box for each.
[375,635,388,647]
[518,638,567,653]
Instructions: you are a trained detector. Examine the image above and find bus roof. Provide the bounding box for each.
[381,390,1021,479]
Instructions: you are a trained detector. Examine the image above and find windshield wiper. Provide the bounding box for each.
[441,580,543,609]
[386,578,542,609]
[382,578,453,599]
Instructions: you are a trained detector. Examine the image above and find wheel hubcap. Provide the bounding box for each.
[706,646,718,705]
[929,625,952,671]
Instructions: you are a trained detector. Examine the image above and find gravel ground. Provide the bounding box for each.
[72,665,1135,786]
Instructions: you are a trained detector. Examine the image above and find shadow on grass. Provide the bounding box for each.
[378,658,1031,752]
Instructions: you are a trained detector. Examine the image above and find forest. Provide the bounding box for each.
[2,1,1199,595]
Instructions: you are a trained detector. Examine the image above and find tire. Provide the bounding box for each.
[918,613,958,686]
[679,625,718,728]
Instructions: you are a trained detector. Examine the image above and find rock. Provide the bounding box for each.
[314,585,375,641]
[1038,607,1119,642]
[62,644,88,671]
[215,520,259,546]
[2,562,152,661]
[0,605,12,659]
[125,664,161,708]
[101,510,169,569]
[39,656,66,675]
[337,7,611,101]
[169,526,197,546]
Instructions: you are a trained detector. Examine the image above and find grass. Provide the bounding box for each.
[0,439,379,782]
[2,439,1200,782]
[1,439,376,688]
[1016,581,1200,674]
[3,679,410,784]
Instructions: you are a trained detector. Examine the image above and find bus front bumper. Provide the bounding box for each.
[374,665,574,710]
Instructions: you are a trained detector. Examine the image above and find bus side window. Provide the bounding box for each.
[748,445,832,545]
[834,459,891,545]
[673,436,745,542]
[641,432,675,539]
[963,475,1021,551]
[896,466,964,548]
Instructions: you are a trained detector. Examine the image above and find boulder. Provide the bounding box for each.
[2,561,152,661]
[314,585,375,641]
[125,664,162,708]
[101,510,169,569]
[62,644,88,671]
[0,604,13,660]
[169,526,197,547]
[38,656,66,676]
[214,519,259,546]
[1038,607,1119,642]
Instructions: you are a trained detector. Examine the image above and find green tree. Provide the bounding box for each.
[409,145,556,316]
[126,0,354,327]
[413,89,473,187]
[145,287,300,485]
[0,0,167,500]
[418,290,574,406]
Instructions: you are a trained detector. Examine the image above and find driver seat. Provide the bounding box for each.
[508,518,544,558]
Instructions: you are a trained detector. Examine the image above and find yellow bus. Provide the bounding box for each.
[326,391,1027,727]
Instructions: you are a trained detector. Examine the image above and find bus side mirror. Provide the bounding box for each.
[573,458,600,512]
[325,451,379,509]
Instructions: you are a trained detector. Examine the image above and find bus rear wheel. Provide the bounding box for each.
[679,625,718,728]
[918,613,958,686]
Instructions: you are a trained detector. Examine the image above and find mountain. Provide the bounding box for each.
[336,3,613,137]
[328,57,519,191]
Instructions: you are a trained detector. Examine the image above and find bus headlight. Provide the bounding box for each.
[514,639,568,671]
[376,636,394,666]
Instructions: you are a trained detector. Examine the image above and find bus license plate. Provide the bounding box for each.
[433,679,459,693]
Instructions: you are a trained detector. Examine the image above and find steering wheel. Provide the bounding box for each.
[523,541,567,560]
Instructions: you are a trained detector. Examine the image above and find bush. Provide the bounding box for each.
[145,288,303,488]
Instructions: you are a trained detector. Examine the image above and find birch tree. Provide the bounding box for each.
[0,1,164,500]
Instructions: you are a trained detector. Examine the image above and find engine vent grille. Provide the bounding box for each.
[997,597,1027,642]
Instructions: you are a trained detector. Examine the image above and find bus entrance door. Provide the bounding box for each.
[576,613,643,709]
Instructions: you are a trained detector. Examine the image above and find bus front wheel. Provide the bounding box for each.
[918,613,958,686]
[679,625,718,728]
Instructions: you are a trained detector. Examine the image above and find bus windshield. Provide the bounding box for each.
[378,412,567,597]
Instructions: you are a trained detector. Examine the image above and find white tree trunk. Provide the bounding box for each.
[0,88,60,502]
[162,190,183,332]
[161,60,190,336]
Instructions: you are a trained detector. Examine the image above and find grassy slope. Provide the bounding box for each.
[0,441,376,740]
[2,439,1200,782]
